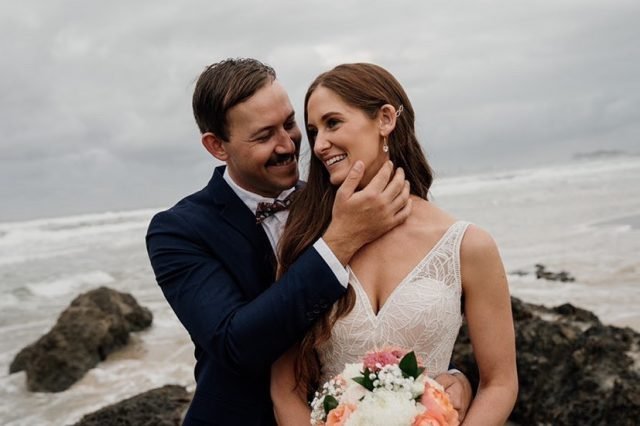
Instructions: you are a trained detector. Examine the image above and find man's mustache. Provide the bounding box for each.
[266,153,297,166]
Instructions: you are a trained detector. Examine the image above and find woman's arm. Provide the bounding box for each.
[271,344,312,426]
[459,225,518,425]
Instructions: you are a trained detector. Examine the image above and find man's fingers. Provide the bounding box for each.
[389,194,413,229]
[381,166,406,202]
[388,181,410,215]
[364,160,393,193]
[392,197,412,226]
[336,160,365,200]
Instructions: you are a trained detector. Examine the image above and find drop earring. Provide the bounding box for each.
[382,136,389,153]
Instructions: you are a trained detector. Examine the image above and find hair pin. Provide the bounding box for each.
[396,105,404,117]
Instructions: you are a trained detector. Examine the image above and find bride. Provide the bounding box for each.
[271,63,518,425]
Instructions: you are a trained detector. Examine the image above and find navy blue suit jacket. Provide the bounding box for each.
[146,166,346,425]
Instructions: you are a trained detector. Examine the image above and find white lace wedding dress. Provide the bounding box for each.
[317,221,470,382]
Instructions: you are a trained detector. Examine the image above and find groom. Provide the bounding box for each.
[146,58,471,425]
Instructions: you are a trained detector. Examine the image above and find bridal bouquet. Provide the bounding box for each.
[310,348,459,426]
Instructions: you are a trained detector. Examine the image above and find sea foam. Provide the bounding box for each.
[25,271,115,298]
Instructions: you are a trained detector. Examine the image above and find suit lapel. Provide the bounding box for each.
[207,166,276,282]
[207,166,269,251]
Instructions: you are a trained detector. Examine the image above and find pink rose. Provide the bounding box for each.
[420,383,460,426]
[325,403,356,426]
[362,347,407,372]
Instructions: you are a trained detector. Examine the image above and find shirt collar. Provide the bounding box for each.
[223,168,296,215]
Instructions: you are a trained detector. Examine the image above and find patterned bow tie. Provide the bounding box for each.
[255,191,297,224]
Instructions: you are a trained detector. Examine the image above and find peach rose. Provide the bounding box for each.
[325,403,357,426]
[412,411,448,426]
[420,383,460,426]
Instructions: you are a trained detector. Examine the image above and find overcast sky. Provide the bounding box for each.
[1,0,638,221]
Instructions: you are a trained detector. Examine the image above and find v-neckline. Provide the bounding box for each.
[348,221,460,319]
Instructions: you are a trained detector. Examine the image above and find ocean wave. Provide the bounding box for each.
[0,293,20,309]
[0,248,85,267]
[0,209,157,238]
[0,210,156,263]
[584,213,640,231]
[433,156,640,196]
[24,271,115,298]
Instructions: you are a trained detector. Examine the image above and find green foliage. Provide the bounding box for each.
[323,395,339,414]
[352,367,375,391]
[399,351,425,379]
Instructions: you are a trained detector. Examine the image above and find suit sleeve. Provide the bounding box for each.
[146,210,346,376]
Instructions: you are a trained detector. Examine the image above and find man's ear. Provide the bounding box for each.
[378,104,398,137]
[202,132,228,161]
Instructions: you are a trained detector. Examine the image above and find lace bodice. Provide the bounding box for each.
[317,221,470,382]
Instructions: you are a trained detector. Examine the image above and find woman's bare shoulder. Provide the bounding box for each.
[460,225,506,292]
[410,199,457,231]
[461,224,497,255]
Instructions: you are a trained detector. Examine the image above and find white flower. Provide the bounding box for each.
[341,362,364,380]
[345,389,421,426]
[410,379,425,397]
[423,375,446,391]
[341,381,369,405]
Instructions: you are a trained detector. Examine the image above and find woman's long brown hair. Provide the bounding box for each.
[278,63,434,397]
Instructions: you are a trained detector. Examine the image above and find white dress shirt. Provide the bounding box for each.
[223,170,348,287]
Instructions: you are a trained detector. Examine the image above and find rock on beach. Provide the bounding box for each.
[71,384,191,426]
[11,284,639,424]
[453,297,640,425]
[9,286,153,392]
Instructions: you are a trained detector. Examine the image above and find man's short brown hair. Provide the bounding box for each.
[192,58,276,140]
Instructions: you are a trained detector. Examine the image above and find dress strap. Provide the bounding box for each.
[450,221,471,290]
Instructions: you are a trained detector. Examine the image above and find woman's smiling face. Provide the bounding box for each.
[306,85,388,187]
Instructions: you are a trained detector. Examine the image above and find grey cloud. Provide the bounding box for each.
[1,0,639,221]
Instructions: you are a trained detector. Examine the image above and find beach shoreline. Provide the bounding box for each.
[2,157,639,424]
